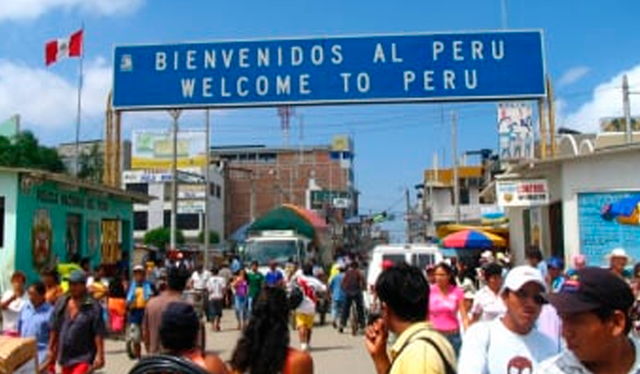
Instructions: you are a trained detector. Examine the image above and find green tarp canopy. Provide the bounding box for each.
[248,206,316,239]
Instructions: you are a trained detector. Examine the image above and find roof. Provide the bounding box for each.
[0,167,152,204]
[511,141,640,171]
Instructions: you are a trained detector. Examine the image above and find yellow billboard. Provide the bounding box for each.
[131,129,206,169]
[331,135,352,152]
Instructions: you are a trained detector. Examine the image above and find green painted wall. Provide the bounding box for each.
[15,177,134,283]
[0,172,18,294]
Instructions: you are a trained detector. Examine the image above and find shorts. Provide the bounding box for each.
[208,299,224,319]
[295,313,315,329]
[61,362,91,374]
[128,308,145,325]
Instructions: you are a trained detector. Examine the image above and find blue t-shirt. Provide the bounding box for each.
[329,272,345,302]
[265,270,284,287]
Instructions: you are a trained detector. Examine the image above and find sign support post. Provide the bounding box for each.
[203,109,211,269]
[169,109,182,251]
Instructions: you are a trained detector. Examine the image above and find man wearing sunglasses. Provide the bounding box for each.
[459,265,559,374]
[539,267,638,374]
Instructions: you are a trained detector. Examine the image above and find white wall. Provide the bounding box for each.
[561,150,640,260]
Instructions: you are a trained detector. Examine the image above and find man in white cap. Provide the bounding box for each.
[458,265,559,374]
[608,248,632,280]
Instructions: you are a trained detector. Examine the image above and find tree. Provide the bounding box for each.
[143,227,185,250]
[77,143,104,183]
[0,131,66,172]
[198,230,220,245]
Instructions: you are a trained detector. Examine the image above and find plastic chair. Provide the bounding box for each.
[127,355,213,374]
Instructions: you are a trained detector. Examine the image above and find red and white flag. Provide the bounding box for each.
[45,29,83,66]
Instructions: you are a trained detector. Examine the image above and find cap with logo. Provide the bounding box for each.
[547,267,634,314]
[500,265,546,295]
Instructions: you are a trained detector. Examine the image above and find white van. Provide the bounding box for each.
[364,243,443,309]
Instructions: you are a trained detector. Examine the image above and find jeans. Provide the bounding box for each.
[331,299,345,321]
[341,292,365,328]
[444,332,462,356]
[234,295,248,323]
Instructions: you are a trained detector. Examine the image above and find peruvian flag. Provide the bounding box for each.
[45,29,83,66]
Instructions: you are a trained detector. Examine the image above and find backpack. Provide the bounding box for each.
[392,330,456,374]
[288,286,304,309]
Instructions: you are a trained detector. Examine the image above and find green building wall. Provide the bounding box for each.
[15,179,134,283]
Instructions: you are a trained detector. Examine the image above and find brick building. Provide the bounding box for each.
[213,144,356,238]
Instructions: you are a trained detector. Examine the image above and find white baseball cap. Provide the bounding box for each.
[608,247,631,260]
[500,265,546,295]
[133,264,145,272]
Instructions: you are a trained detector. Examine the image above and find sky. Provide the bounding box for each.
[1,0,640,240]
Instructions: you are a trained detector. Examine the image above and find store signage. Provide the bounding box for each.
[496,179,549,207]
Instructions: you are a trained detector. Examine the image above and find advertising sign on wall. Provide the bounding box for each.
[498,102,535,160]
[131,130,206,169]
[496,179,549,207]
[578,192,640,267]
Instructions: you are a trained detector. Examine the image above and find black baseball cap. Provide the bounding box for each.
[548,267,634,314]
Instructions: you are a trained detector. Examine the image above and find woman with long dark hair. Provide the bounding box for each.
[230,287,313,374]
[428,262,469,355]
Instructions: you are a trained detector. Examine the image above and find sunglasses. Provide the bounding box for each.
[513,289,547,305]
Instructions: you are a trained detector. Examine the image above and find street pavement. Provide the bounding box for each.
[103,313,374,374]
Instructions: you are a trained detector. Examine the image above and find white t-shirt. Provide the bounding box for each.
[207,276,227,300]
[295,275,327,315]
[191,270,211,291]
[459,318,559,374]
[1,290,27,332]
[538,338,640,374]
[471,286,506,322]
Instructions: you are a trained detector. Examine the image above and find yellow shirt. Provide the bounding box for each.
[389,322,457,374]
[134,287,146,309]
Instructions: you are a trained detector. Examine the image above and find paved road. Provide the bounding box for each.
[103,313,374,374]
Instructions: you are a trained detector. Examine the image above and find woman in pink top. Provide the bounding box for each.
[428,262,469,355]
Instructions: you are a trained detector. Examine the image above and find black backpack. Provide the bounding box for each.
[288,286,304,310]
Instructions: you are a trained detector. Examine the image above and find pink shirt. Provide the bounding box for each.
[428,284,464,332]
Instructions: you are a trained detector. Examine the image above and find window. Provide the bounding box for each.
[460,188,471,205]
[164,210,200,230]
[0,197,4,248]
[126,183,149,195]
[133,211,148,231]
[382,254,407,265]
[177,213,200,230]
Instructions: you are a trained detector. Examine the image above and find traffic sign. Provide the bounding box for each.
[113,30,546,110]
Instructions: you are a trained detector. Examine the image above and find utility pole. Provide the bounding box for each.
[203,109,211,270]
[538,99,548,159]
[547,76,558,157]
[169,110,182,251]
[405,188,412,243]
[452,112,461,224]
[624,74,632,144]
[250,172,256,222]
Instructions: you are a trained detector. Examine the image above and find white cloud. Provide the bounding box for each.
[557,66,590,88]
[560,63,640,132]
[0,0,145,22]
[0,58,111,132]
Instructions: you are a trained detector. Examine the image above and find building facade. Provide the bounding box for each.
[122,167,225,245]
[500,143,640,267]
[214,144,356,238]
[0,167,148,293]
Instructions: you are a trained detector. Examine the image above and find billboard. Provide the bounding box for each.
[600,117,640,132]
[113,30,546,110]
[131,130,206,169]
[578,192,640,266]
[496,179,549,207]
[498,102,535,160]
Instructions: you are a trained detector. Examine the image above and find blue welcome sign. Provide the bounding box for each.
[113,30,546,110]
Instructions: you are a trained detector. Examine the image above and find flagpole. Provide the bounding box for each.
[74,24,84,177]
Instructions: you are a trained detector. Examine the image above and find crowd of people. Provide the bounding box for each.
[3,246,640,374]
